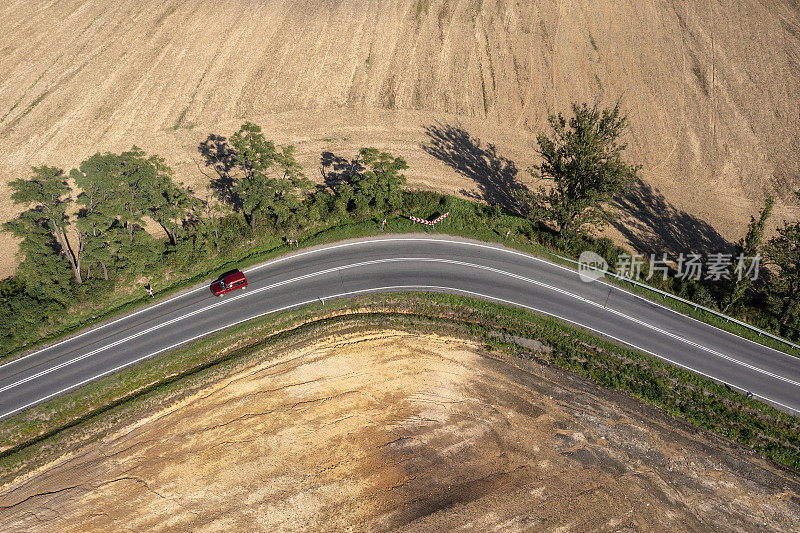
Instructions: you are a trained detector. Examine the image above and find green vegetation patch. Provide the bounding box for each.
[172,106,190,130]
[484,30,497,91]
[693,62,709,96]
[0,99,21,124]
[20,92,48,119]
[2,92,48,132]
[480,65,489,115]
[415,0,431,19]
[589,32,599,52]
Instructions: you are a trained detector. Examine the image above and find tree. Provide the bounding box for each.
[349,148,407,216]
[71,154,125,281]
[7,166,82,283]
[189,187,225,255]
[230,122,277,179]
[229,123,312,231]
[0,276,61,350]
[115,149,149,240]
[269,145,313,229]
[721,195,774,312]
[330,182,353,220]
[518,103,639,240]
[72,148,157,245]
[4,211,76,303]
[70,148,178,279]
[229,123,277,230]
[142,155,196,246]
[763,216,800,326]
[3,210,75,303]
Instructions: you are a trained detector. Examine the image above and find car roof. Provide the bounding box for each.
[222,270,246,283]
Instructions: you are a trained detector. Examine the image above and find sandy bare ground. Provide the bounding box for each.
[0,331,797,531]
[1,0,800,276]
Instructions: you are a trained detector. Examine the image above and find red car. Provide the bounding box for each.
[211,270,248,296]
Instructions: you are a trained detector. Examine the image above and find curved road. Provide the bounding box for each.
[2,235,800,420]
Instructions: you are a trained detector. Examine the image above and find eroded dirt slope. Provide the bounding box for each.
[0,332,798,531]
[1,0,800,275]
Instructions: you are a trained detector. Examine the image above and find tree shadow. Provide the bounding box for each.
[422,122,526,213]
[320,151,364,188]
[613,180,732,256]
[198,134,241,209]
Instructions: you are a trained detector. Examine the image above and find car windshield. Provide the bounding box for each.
[219,281,226,289]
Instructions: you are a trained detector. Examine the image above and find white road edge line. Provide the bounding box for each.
[5,236,378,366]
[248,237,800,361]
[2,284,209,367]
[386,237,800,360]
[3,258,799,399]
[8,236,794,368]
[0,258,392,392]
[2,284,797,420]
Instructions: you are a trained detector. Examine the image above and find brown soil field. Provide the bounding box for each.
[2,0,800,277]
[0,331,798,531]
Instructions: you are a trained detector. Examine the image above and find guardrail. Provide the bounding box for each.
[548,252,800,353]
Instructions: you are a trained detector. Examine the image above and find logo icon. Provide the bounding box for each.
[578,251,609,282]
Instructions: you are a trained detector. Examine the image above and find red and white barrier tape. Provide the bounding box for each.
[432,212,449,224]
[408,215,435,226]
[409,212,449,226]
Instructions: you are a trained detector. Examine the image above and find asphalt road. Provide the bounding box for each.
[2,235,799,420]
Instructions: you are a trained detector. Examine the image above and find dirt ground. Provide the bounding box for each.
[1,331,798,531]
[2,0,800,276]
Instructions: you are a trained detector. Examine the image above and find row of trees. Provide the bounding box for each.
[2,107,799,352]
[5,148,189,300]
[1,122,407,350]
[762,198,800,325]
[716,192,797,327]
[515,102,800,330]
